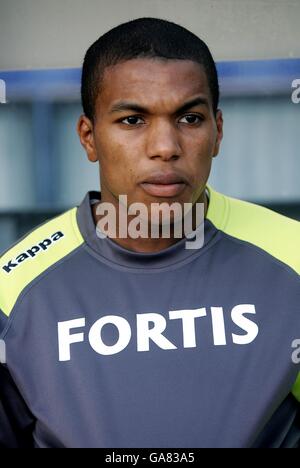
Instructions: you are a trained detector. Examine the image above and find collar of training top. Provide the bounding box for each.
[76,190,219,270]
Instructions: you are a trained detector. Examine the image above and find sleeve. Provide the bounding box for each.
[0,306,35,448]
[280,401,300,448]
[252,393,300,448]
[0,364,35,448]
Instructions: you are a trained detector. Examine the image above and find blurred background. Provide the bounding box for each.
[0,0,299,251]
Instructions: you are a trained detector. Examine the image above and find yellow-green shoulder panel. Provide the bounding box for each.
[0,208,84,317]
[206,186,300,275]
[292,373,300,402]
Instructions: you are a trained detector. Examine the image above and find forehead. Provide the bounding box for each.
[97,58,210,111]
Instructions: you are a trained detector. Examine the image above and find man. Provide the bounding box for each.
[0,17,299,448]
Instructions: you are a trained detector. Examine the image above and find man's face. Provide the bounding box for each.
[78,58,223,218]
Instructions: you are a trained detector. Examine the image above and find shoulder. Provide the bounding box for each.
[206,186,300,275]
[207,187,300,403]
[0,207,84,317]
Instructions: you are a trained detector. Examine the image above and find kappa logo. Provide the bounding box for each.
[2,231,64,274]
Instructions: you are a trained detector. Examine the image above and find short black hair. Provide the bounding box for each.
[81,17,219,121]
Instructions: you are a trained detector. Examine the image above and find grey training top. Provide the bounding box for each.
[0,186,299,448]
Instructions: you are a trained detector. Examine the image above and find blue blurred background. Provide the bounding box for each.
[0,58,299,251]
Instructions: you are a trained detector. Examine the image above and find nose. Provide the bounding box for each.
[146,119,183,161]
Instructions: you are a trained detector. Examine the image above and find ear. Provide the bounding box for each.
[212,109,223,158]
[77,115,98,162]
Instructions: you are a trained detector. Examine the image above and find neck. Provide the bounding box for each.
[92,191,208,253]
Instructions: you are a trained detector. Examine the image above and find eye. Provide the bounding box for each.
[179,114,203,125]
[120,116,145,125]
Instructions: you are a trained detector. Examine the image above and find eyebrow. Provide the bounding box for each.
[109,96,209,115]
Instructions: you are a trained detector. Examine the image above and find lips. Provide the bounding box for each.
[140,172,187,197]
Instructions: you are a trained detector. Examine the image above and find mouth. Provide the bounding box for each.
[140,172,187,198]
